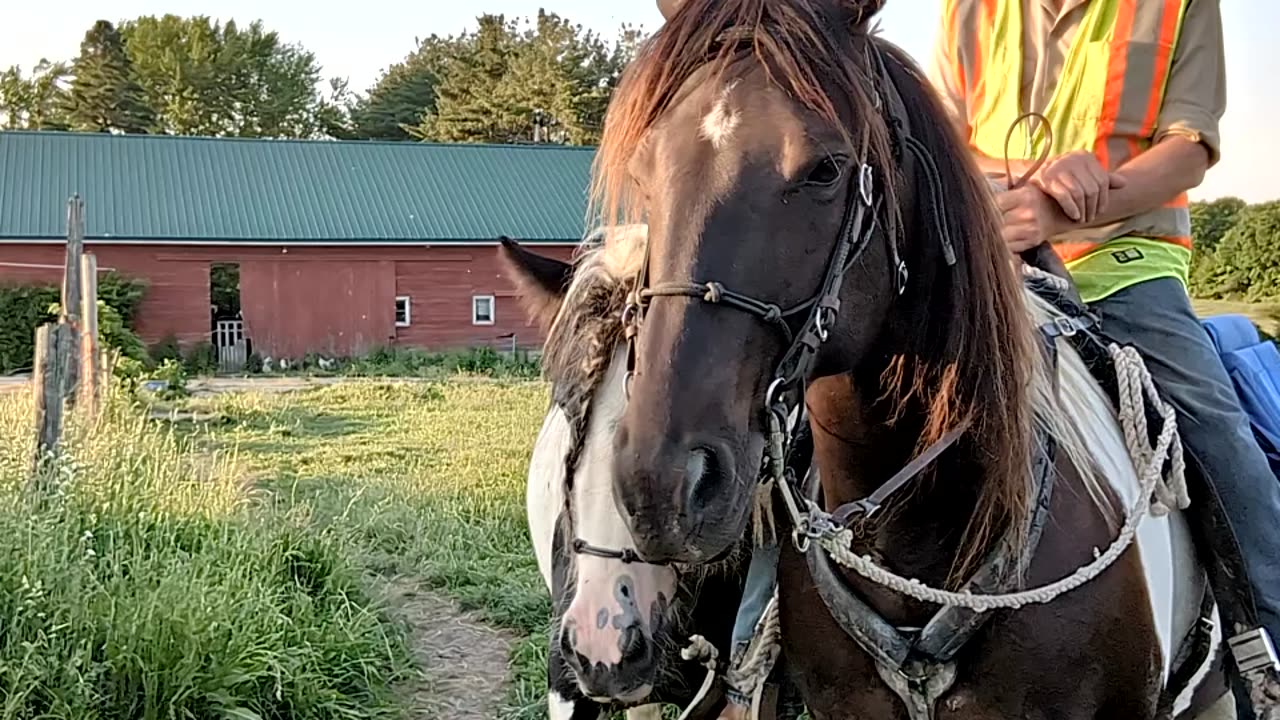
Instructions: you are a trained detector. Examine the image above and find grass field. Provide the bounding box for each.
[1192,298,1280,337]
[0,378,557,719]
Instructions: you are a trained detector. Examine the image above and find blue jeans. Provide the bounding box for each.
[1091,277,1280,646]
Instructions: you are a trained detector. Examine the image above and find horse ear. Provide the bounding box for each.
[658,0,686,20]
[498,237,574,332]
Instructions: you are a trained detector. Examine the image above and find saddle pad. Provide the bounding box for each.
[1202,314,1280,475]
[1203,314,1262,355]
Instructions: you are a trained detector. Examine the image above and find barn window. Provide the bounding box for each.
[395,296,412,327]
[472,295,495,325]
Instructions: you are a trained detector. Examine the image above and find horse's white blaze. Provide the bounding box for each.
[527,343,675,693]
[562,347,676,668]
[700,81,741,150]
[1032,291,1218,714]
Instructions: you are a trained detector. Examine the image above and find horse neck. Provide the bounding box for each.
[805,371,983,590]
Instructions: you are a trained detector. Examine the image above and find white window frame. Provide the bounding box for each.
[471,294,495,326]
[395,296,412,327]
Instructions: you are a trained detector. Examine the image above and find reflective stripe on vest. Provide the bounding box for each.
[948,0,1192,262]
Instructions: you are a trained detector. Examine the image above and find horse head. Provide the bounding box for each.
[507,230,692,705]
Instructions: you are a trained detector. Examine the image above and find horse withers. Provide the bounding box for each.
[508,230,771,719]
[530,0,1237,716]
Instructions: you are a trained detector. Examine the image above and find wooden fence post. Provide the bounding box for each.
[30,323,72,484]
[60,195,85,405]
[79,252,100,415]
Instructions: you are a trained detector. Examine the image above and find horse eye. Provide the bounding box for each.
[804,155,846,187]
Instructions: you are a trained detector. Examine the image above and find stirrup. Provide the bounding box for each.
[1230,628,1280,677]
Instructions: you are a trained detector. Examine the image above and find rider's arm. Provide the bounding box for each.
[1053,0,1225,232]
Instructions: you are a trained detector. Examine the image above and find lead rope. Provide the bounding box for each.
[811,338,1188,611]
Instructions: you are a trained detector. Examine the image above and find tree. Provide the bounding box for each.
[1189,196,1249,297]
[61,20,154,133]
[119,15,342,138]
[1197,201,1280,301]
[406,11,641,145]
[349,36,457,141]
[0,61,70,130]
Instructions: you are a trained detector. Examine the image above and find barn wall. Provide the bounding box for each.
[0,242,576,357]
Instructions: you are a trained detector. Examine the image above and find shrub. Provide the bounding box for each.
[0,285,59,373]
[0,274,147,374]
[146,359,190,401]
[148,334,183,366]
[183,341,217,376]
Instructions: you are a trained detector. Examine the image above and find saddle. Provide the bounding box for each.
[1022,250,1275,717]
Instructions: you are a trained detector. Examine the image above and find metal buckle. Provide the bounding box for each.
[1228,628,1280,675]
[895,260,909,296]
[859,164,874,207]
[1049,316,1078,338]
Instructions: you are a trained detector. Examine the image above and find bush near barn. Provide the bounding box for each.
[0,273,147,374]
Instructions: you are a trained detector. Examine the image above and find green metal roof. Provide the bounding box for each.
[0,131,597,244]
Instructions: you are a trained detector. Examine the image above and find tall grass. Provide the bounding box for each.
[187,380,556,719]
[0,388,411,719]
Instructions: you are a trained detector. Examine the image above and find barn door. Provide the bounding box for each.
[214,320,247,372]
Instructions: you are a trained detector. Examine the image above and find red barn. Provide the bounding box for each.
[0,130,590,364]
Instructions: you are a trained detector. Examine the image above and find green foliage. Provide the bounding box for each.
[97,272,147,325]
[0,60,70,130]
[147,358,190,400]
[265,346,542,380]
[0,389,411,718]
[120,15,341,138]
[0,285,59,373]
[61,20,154,133]
[183,341,217,375]
[348,37,453,140]
[407,11,640,145]
[148,334,182,366]
[1193,201,1280,301]
[210,263,240,317]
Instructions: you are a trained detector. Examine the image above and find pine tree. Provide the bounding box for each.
[62,20,154,133]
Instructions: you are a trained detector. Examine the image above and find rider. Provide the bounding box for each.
[927,0,1280,714]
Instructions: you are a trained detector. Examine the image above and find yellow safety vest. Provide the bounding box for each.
[944,0,1194,302]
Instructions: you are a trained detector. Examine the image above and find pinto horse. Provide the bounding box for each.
[510,230,792,719]
[507,0,1239,717]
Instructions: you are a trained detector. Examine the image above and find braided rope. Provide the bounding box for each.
[817,341,1188,611]
[725,593,783,702]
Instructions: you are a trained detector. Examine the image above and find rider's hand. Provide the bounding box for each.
[1030,150,1127,224]
[997,185,1066,253]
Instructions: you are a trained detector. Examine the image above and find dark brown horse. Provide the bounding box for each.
[527,0,1230,717]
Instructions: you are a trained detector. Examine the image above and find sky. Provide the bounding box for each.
[2,1,1277,201]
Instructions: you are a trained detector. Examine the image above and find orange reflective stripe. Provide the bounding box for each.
[1164,193,1190,209]
[1139,0,1184,137]
[1053,235,1192,264]
[945,0,967,97]
[969,0,997,142]
[1093,0,1138,170]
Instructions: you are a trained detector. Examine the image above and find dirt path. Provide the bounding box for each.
[381,576,518,720]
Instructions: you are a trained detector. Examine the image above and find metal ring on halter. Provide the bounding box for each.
[859,164,874,207]
[765,377,788,410]
[792,524,812,553]
[895,260,909,295]
[621,302,639,326]
[624,371,636,399]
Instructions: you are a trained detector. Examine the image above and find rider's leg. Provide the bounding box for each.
[719,541,781,719]
[1090,276,1280,709]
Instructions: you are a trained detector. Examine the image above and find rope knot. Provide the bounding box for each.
[762,305,782,324]
[703,282,725,303]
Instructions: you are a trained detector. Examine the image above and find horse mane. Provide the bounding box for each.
[592,0,896,227]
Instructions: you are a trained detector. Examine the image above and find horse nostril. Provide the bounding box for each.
[619,623,649,664]
[686,445,726,510]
